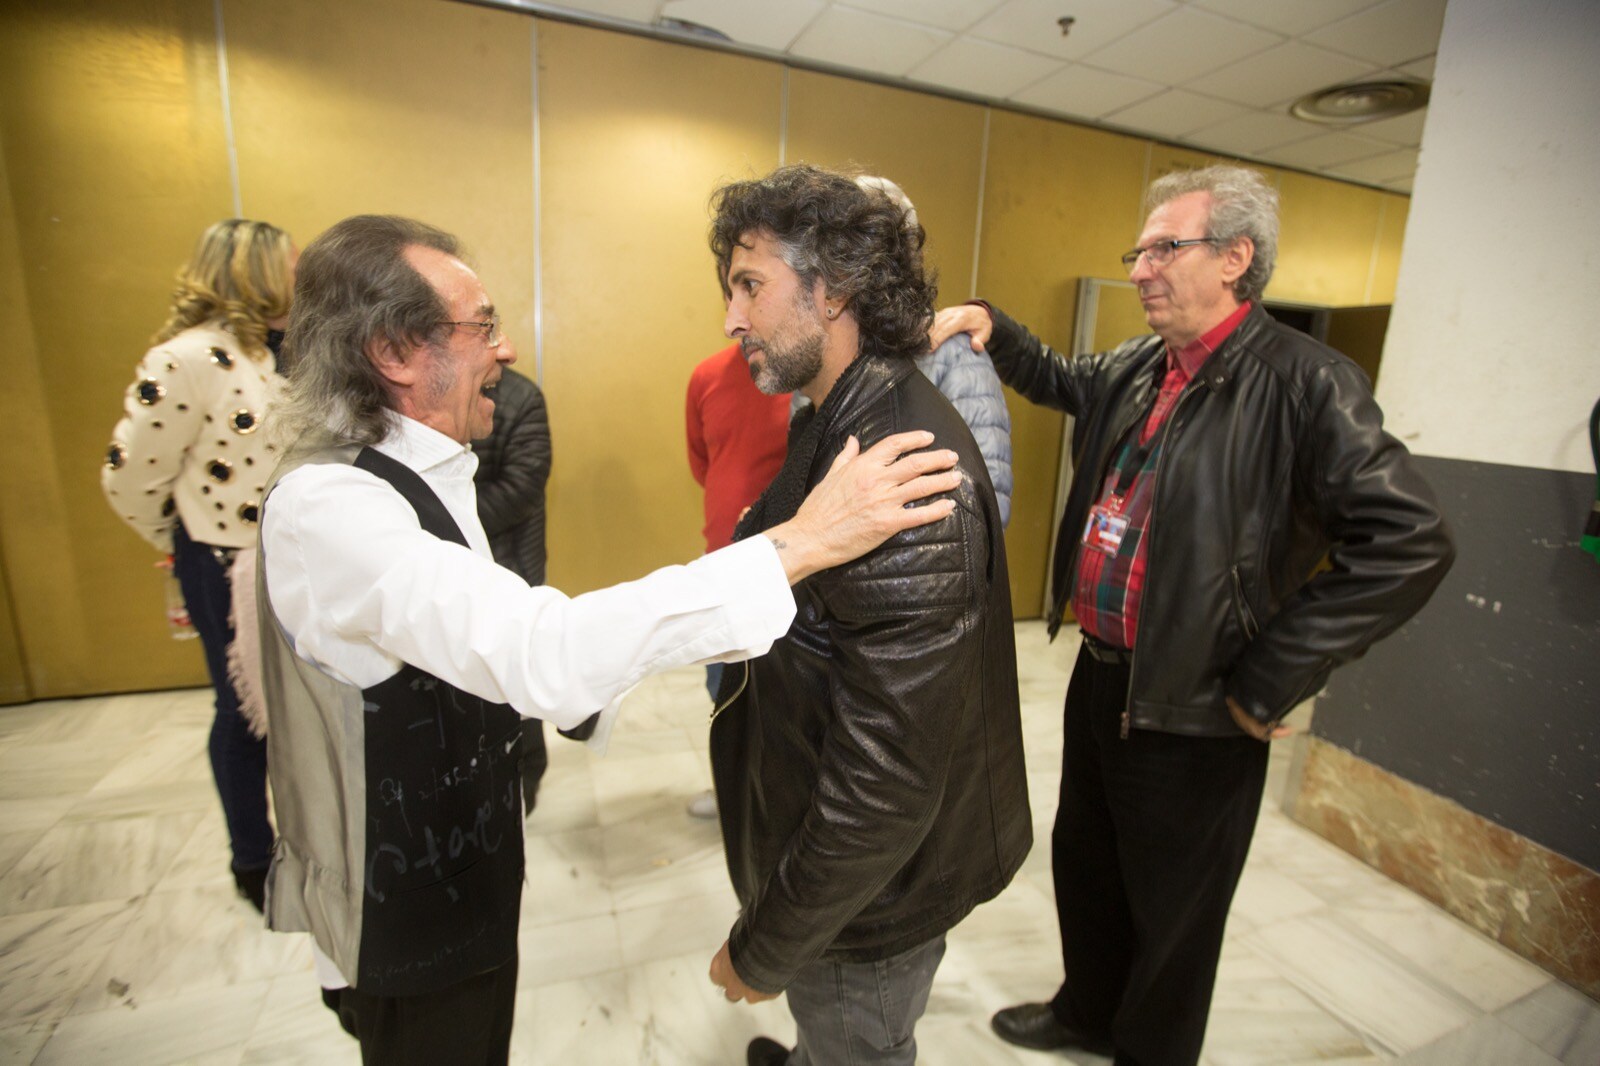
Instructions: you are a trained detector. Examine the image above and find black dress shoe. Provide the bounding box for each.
[991,1002,1114,1053]
[747,1035,789,1066]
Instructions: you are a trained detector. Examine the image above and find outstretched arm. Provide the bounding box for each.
[763,431,960,585]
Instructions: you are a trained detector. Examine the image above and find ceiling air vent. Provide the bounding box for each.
[656,17,731,42]
[1290,81,1430,125]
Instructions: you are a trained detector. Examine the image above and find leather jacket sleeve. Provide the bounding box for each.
[1225,357,1455,724]
[983,304,1109,418]
[475,380,551,539]
[727,485,986,992]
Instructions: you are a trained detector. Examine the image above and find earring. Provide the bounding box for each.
[825,307,837,319]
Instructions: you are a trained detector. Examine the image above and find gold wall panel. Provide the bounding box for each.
[975,110,1149,616]
[0,0,1417,689]
[0,141,37,704]
[222,0,536,350]
[1369,192,1410,304]
[1273,171,1386,305]
[1093,283,1151,352]
[0,0,231,696]
[785,69,985,304]
[536,21,782,594]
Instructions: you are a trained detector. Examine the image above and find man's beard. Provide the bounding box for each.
[742,303,825,396]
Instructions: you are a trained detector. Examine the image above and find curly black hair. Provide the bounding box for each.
[709,164,936,360]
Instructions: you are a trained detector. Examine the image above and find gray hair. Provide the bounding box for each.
[854,174,919,233]
[273,215,459,448]
[1145,165,1279,303]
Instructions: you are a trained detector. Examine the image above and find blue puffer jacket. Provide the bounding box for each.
[917,334,1013,526]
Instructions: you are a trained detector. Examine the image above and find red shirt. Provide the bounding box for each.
[686,344,791,551]
[1073,302,1253,649]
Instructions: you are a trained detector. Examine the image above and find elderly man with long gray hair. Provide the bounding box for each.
[932,165,1453,1066]
[254,213,964,1065]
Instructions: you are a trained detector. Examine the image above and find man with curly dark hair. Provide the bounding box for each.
[703,165,1031,1066]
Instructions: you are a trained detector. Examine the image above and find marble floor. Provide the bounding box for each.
[1,622,1596,1065]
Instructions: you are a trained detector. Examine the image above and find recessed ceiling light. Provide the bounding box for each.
[1290,81,1430,125]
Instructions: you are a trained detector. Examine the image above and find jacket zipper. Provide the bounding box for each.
[1230,565,1260,640]
[1123,387,1200,740]
[708,660,749,722]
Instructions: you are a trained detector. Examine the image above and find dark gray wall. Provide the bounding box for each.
[1313,455,1600,872]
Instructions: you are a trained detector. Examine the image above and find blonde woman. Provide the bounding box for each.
[102,219,295,911]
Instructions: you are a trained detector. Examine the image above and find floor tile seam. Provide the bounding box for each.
[1317,899,1548,1014]
[59,785,216,826]
[0,910,133,1034]
[42,976,271,1066]
[1237,913,1483,1057]
[1491,980,1600,1055]
[0,833,57,887]
[1208,934,1380,1056]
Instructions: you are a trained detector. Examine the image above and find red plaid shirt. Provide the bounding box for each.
[1073,302,1253,649]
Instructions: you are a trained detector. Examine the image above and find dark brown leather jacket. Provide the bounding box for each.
[711,354,1031,994]
[988,302,1454,736]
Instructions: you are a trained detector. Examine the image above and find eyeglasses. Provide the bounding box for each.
[437,314,504,347]
[1120,238,1223,273]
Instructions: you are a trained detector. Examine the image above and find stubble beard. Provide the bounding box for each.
[743,303,826,396]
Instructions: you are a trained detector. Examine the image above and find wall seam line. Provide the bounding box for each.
[531,18,544,386]
[969,107,990,300]
[213,0,242,216]
[778,66,789,166]
[1364,195,1386,306]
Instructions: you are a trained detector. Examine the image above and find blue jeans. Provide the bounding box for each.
[171,523,273,871]
[784,935,946,1066]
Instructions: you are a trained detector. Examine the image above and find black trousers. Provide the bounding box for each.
[1048,646,1268,1066]
[324,953,519,1066]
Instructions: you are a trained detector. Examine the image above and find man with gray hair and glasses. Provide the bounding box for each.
[257,214,963,1065]
[931,165,1453,1066]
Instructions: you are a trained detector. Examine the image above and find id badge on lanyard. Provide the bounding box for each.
[1082,496,1129,556]
[1082,420,1161,558]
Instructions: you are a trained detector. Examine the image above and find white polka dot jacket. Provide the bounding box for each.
[101,321,283,553]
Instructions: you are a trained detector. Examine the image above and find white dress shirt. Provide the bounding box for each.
[262,415,796,987]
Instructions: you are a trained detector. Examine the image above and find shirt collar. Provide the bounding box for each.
[1166,300,1253,379]
[376,414,479,478]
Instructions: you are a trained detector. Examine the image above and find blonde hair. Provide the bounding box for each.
[153,219,294,358]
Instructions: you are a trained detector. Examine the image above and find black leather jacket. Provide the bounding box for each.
[711,355,1031,994]
[988,302,1454,736]
[472,368,550,586]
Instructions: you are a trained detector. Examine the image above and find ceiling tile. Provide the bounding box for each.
[1354,108,1428,147]
[1183,41,1372,108]
[971,0,1178,62]
[662,0,823,50]
[1187,109,1321,156]
[1190,0,1383,37]
[544,0,664,22]
[1085,6,1283,85]
[1398,54,1436,80]
[1324,148,1419,184]
[841,0,1009,34]
[1305,0,1448,68]
[907,36,1065,100]
[789,6,953,77]
[1262,131,1393,170]
[1102,89,1249,140]
[1010,63,1165,120]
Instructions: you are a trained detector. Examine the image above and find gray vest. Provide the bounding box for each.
[259,444,525,994]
